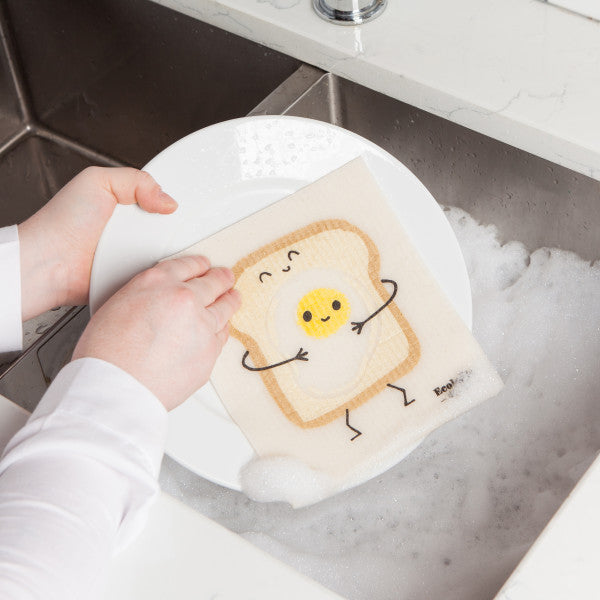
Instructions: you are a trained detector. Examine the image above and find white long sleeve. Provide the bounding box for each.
[0,226,168,600]
[0,225,22,353]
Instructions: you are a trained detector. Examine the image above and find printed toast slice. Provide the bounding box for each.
[231,219,420,428]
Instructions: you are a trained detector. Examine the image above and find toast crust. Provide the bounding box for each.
[231,219,421,428]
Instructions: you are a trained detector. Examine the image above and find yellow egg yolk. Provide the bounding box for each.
[297,288,350,338]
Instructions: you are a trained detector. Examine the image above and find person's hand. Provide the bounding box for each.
[72,256,241,411]
[18,167,178,321]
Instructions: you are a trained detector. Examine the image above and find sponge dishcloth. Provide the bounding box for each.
[170,157,503,505]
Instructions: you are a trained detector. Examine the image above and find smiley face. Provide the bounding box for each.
[296,288,350,338]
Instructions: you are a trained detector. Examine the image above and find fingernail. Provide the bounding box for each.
[159,190,178,206]
[223,267,235,282]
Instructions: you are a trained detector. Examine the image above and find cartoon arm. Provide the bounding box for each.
[351,278,398,335]
[242,348,309,371]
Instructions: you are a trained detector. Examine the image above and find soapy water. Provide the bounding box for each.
[241,457,336,507]
[160,206,600,600]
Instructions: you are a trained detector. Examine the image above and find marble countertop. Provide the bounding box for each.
[151,0,600,181]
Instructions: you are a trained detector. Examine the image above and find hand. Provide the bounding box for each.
[18,166,178,321]
[350,320,365,335]
[72,256,241,411]
[294,348,309,361]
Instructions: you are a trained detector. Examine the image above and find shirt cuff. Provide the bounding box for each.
[0,225,22,353]
[30,357,169,478]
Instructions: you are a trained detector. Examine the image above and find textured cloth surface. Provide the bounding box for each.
[172,157,503,504]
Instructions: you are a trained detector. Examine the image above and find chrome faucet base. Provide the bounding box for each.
[313,0,387,25]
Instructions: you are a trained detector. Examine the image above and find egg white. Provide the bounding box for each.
[267,268,381,399]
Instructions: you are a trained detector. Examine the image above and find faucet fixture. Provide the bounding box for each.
[313,0,387,25]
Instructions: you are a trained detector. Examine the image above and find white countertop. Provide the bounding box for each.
[494,452,600,600]
[152,0,600,181]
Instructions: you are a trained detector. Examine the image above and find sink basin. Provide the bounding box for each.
[1,2,599,600]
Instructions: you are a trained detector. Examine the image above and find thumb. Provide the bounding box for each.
[103,167,178,214]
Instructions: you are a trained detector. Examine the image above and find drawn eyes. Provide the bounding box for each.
[281,250,299,272]
[258,249,300,283]
[302,300,341,323]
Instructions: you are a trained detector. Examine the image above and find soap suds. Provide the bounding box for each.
[161,206,600,600]
[240,457,335,508]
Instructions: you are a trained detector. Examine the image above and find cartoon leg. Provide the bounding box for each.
[345,409,362,441]
[386,383,415,406]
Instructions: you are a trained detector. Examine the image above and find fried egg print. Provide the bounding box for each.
[268,268,380,399]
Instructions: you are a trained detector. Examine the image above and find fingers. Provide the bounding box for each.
[205,288,241,332]
[100,167,178,214]
[188,266,235,306]
[156,255,211,282]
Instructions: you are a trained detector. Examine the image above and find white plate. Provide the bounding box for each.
[90,115,472,491]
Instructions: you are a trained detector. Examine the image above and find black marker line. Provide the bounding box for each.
[351,278,398,334]
[242,348,308,372]
[386,383,416,406]
[345,409,362,441]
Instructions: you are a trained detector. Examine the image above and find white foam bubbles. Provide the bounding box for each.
[240,457,336,508]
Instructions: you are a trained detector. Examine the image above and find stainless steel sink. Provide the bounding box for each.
[1,1,599,599]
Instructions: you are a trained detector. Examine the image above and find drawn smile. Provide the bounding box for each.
[320,316,331,322]
[282,266,291,272]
